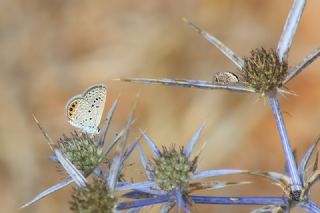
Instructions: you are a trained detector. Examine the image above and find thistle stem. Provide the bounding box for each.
[299,200,320,213]
[117,195,171,209]
[191,196,287,206]
[308,200,320,213]
[268,94,302,191]
[116,196,288,210]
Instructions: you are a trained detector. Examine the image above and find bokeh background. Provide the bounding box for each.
[0,0,319,212]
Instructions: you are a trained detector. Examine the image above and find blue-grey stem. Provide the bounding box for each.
[191,196,288,206]
[117,196,288,210]
[268,94,302,191]
[299,201,320,213]
[304,200,320,213]
[117,195,172,210]
[311,205,320,212]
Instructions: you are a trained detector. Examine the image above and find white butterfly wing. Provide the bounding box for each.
[82,84,107,128]
[65,84,107,134]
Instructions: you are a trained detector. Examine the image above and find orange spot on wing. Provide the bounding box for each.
[68,100,80,118]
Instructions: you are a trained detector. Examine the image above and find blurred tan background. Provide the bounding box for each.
[0,0,319,212]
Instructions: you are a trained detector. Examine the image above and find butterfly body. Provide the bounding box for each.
[65,84,107,134]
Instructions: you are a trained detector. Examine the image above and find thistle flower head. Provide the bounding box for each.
[118,125,252,211]
[150,146,197,191]
[241,48,288,95]
[58,132,103,173]
[69,178,116,213]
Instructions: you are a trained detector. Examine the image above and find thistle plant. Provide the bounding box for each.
[119,0,320,211]
[21,0,320,212]
[117,124,251,212]
[20,97,136,209]
[250,140,320,212]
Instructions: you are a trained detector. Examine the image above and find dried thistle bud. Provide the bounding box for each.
[150,146,197,191]
[69,178,116,213]
[58,132,103,173]
[241,48,288,95]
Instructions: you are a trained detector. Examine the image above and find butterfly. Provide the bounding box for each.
[65,84,107,134]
